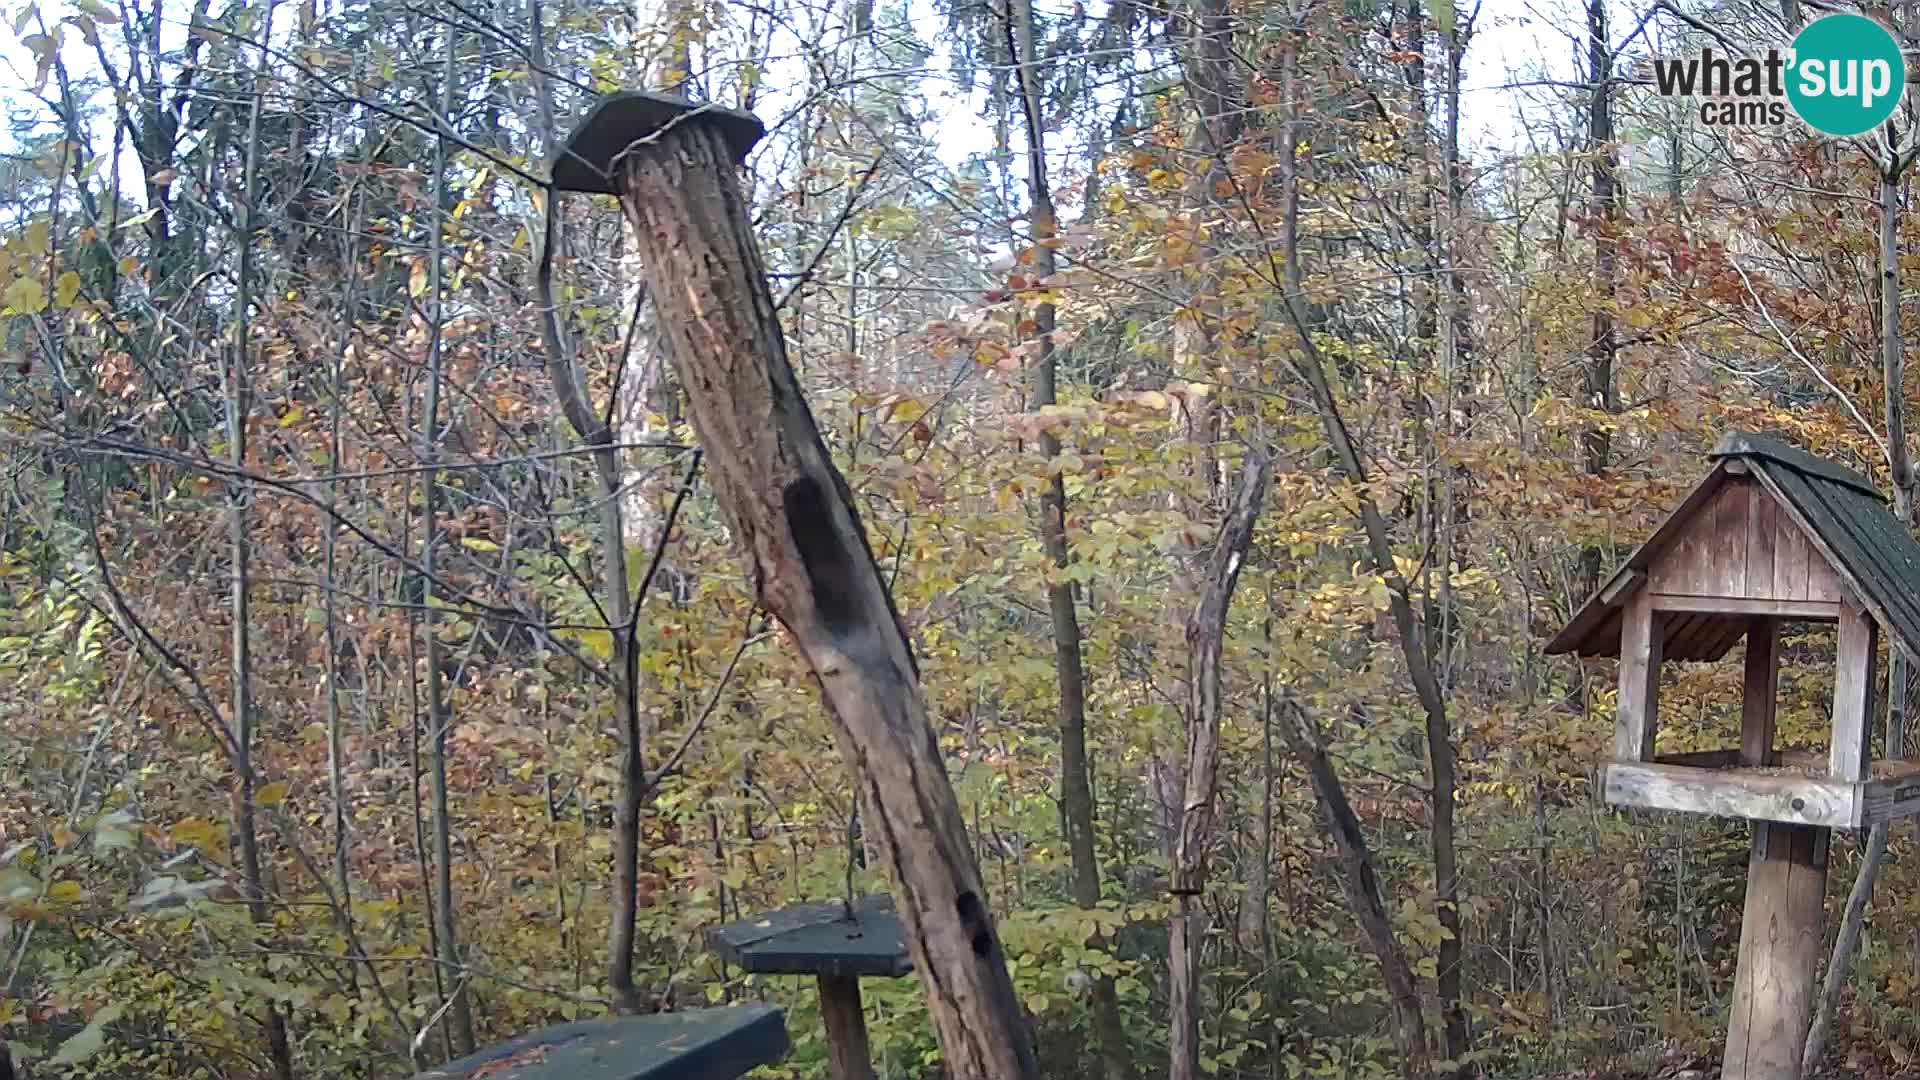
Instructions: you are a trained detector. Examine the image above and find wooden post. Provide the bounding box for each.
[816,975,876,1080]
[1615,587,1661,761]
[1723,822,1829,1080]
[604,113,1039,1079]
[1832,602,1878,782]
[1743,617,1780,767]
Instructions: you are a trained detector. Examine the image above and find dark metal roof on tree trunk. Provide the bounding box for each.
[549,91,765,195]
[1546,431,1920,664]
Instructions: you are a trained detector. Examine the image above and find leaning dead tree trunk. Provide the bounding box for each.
[1280,697,1432,1078]
[551,94,1040,1080]
[1169,452,1271,1080]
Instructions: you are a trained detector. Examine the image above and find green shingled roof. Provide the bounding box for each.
[1546,431,1920,664]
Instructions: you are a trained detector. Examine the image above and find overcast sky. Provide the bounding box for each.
[0,0,1589,220]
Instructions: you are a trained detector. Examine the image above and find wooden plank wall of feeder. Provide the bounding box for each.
[1646,473,1845,619]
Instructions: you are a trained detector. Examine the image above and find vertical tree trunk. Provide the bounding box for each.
[1803,145,1917,1076]
[527,0,651,1015]
[1580,0,1618,597]
[1002,2,1132,1076]
[421,22,476,1056]
[1169,455,1271,1080]
[1402,3,1470,1070]
[1238,613,1275,952]
[609,116,1039,1079]
[231,7,293,1075]
[324,143,368,991]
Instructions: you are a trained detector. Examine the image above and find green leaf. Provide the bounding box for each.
[49,1003,123,1066]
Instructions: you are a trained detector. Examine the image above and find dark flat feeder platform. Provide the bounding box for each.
[551,91,765,195]
[707,894,911,978]
[411,1003,787,1080]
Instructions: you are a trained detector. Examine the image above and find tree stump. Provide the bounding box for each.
[552,91,1039,1080]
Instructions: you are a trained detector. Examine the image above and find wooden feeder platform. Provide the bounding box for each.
[707,894,910,978]
[1604,747,1920,829]
[411,1003,788,1080]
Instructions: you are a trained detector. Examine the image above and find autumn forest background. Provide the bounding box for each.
[7,0,1920,1074]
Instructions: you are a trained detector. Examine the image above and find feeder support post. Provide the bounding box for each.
[1723,822,1829,1080]
[817,975,877,1080]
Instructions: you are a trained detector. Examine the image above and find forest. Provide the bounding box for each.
[5,0,1920,1074]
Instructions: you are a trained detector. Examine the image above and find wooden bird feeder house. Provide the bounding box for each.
[707,895,911,1080]
[1548,431,1920,1080]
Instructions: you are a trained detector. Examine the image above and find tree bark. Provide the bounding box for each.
[611,119,1039,1080]
[1002,1,1132,1075]
[1169,454,1271,1080]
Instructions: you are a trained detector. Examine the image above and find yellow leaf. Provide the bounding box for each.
[24,221,49,255]
[579,629,614,660]
[54,271,80,307]
[47,880,81,903]
[408,260,428,298]
[51,825,77,849]
[256,782,289,807]
[4,277,46,315]
[461,536,500,552]
[277,405,305,428]
[171,818,222,850]
[76,0,120,23]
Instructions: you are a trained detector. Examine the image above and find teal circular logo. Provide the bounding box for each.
[1787,13,1906,136]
